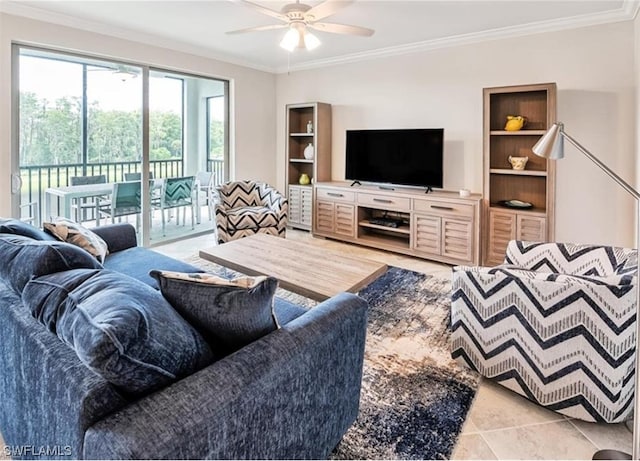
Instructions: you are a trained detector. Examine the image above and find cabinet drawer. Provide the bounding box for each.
[358,193,411,211]
[316,188,355,203]
[413,199,473,218]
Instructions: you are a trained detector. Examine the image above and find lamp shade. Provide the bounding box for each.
[304,31,321,51]
[279,28,300,52]
[279,24,321,52]
[532,122,564,159]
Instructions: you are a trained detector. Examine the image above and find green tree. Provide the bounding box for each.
[209,120,224,159]
[20,93,185,167]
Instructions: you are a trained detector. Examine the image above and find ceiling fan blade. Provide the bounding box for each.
[229,0,287,21]
[305,0,354,21]
[309,22,375,37]
[226,24,289,35]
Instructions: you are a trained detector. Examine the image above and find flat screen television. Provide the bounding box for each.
[345,128,444,189]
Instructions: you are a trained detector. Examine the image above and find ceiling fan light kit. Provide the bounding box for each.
[280,23,321,52]
[228,0,374,52]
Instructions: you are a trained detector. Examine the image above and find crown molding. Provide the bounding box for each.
[0,1,276,74]
[1,0,637,75]
[275,0,640,73]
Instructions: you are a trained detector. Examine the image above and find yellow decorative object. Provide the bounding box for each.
[298,173,311,185]
[504,115,527,131]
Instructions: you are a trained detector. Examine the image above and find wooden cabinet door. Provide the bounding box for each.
[335,203,355,237]
[315,200,335,234]
[517,215,546,241]
[288,186,301,225]
[442,217,473,263]
[300,188,313,227]
[487,210,516,265]
[412,214,441,256]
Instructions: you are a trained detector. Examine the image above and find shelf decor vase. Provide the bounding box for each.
[508,155,529,170]
[306,120,313,133]
[303,143,314,160]
[504,115,527,131]
[299,173,311,185]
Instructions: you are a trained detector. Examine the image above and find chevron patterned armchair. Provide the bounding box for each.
[213,180,288,244]
[451,240,637,423]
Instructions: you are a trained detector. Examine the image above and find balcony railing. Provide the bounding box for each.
[20,159,225,225]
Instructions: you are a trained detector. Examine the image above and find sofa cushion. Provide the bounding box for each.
[104,247,203,289]
[273,297,307,325]
[226,206,278,230]
[0,234,103,293]
[44,217,109,263]
[0,218,56,241]
[150,270,280,354]
[23,268,214,395]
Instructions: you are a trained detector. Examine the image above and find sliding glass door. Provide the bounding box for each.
[13,45,229,245]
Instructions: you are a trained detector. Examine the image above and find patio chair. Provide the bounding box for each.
[96,181,142,230]
[69,174,107,222]
[196,171,214,220]
[213,180,288,244]
[153,176,196,236]
[123,171,154,181]
[451,240,638,423]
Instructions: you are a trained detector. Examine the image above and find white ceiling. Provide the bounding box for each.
[1,0,637,73]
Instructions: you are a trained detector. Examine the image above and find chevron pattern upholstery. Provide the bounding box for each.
[213,180,288,244]
[451,240,638,423]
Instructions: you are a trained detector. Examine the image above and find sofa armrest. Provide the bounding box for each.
[91,223,137,253]
[83,292,368,460]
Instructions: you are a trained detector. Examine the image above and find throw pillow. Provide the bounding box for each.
[23,268,214,395]
[0,234,103,293]
[150,270,280,354]
[44,217,109,263]
[0,218,57,241]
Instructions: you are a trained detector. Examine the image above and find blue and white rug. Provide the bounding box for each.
[187,257,479,460]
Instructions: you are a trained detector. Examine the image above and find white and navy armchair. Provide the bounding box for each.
[212,180,288,244]
[451,240,637,423]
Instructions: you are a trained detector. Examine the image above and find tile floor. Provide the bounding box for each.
[154,229,633,460]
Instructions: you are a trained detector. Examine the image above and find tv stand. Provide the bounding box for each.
[350,180,361,187]
[313,181,481,266]
[425,186,433,194]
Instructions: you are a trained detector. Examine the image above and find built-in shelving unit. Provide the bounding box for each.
[285,102,331,231]
[483,83,557,265]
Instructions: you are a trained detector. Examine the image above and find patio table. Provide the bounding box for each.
[44,180,201,224]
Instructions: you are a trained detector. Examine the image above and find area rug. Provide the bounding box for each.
[185,256,479,460]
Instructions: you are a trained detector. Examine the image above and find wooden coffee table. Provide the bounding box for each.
[199,234,388,301]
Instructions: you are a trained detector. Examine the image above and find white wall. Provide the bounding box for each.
[636,13,640,194]
[0,13,277,218]
[276,22,637,248]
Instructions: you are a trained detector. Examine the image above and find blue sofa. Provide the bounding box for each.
[0,222,368,460]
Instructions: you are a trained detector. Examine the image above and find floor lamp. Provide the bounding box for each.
[532,122,640,460]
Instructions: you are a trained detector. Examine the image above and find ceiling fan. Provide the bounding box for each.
[88,64,139,82]
[227,0,374,51]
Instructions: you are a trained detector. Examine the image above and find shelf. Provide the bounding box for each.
[290,133,314,137]
[358,220,411,235]
[489,204,547,215]
[490,130,546,136]
[490,169,547,176]
[289,158,314,163]
[357,233,411,250]
[289,184,313,188]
